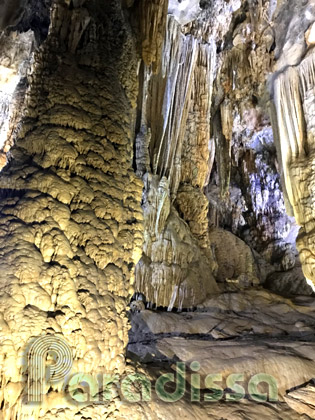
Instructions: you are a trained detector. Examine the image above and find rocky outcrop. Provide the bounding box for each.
[209,227,259,285]
[285,384,315,418]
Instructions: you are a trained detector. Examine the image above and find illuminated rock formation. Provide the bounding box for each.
[0,1,143,417]
[135,13,219,309]
[1,0,315,419]
[271,2,315,289]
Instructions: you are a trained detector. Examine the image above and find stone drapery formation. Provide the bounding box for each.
[272,2,315,289]
[135,11,219,310]
[0,1,143,418]
[2,0,315,419]
[273,60,315,288]
[203,0,311,296]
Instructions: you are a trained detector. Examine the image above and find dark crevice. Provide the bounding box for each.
[47,310,65,318]
[9,0,53,44]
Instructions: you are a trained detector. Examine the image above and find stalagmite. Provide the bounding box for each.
[2,0,315,419]
[0,1,143,418]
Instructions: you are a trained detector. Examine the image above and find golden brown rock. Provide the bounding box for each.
[0,1,143,418]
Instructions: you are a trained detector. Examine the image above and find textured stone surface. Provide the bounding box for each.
[209,227,259,285]
[203,0,311,296]
[0,1,143,418]
[0,30,34,165]
[2,0,315,419]
[285,384,315,418]
[135,175,218,310]
[129,289,315,417]
[273,49,315,289]
[134,12,220,309]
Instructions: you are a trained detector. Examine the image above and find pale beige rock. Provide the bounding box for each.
[138,0,168,72]
[134,14,220,309]
[306,22,315,45]
[158,337,315,398]
[2,1,315,419]
[129,289,315,418]
[273,52,315,288]
[285,384,315,417]
[209,227,259,284]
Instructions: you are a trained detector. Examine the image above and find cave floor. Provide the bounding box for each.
[128,288,315,419]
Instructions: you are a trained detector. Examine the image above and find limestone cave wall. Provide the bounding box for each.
[1,0,315,419]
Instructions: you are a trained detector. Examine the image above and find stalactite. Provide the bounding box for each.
[135,125,151,177]
[0,30,34,166]
[181,40,217,189]
[213,109,232,197]
[140,16,217,198]
[147,16,198,198]
[220,98,233,144]
[138,0,169,73]
[273,50,315,288]
[134,15,219,309]
[274,66,306,207]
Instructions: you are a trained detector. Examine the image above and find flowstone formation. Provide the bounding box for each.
[2,0,315,419]
[0,1,143,418]
[134,0,245,309]
[271,1,315,289]
[134,0,314,303]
